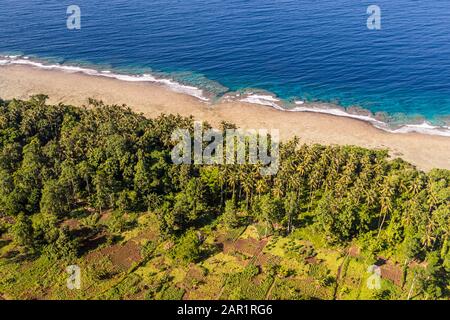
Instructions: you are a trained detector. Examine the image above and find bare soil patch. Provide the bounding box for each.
[61,218,80,231]
[87,240,142,271]
[223,238,269,257]
[348,245,361,258]
[133,228,158,242]
[376,258,403,286]
[255,252,280,267]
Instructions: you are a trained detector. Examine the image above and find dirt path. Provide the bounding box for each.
[264,278,277,300]
[333,250,350,300]
[215,285,226,300]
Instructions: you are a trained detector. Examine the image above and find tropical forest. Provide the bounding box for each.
[0,95,448,300]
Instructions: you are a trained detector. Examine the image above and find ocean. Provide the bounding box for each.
[1,0,450,134]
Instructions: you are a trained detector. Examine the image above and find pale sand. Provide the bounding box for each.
[0,64,449,171]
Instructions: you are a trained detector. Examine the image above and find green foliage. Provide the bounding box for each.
[43,227,79,260]
[277,265,295,278]
[270,279,305,300]
[0,97,449,300]
[402,233,423,260]
[283,191,299,233]
[32,213,59,244]
[159,285,185,300]
[144,274,185,300]
[141,241,157,260]
[223,264,273,300]
[1,97,448,254]
[115,190,139,213]
[100,274,143,299]
[107,212,137,234]
[222,200,239,229]
[255,194,282,237]
[308,263,332,286]
[415,252,449,299]
[314,192,357,245]
[11,213,34,250]
[171,230,202,264]
[40,179,71,217]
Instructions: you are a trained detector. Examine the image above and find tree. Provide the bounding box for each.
[402,232,423,261]
[40,179,70,217]
[11,213,34,250]
[284,191,299,234]
[134,150,152,197]
[314,193,357,244]
[172,178,207,230]
[171,230,202,263]
[222,200,239,229]
[1,96,449,285]
[416,252,448,299]
[256,194,282,237]
[13,138,44,214]
[32,213,60,245]
[93,169,113,214]
[45,227,79,260]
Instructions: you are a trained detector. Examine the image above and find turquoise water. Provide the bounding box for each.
[1,0,450,129]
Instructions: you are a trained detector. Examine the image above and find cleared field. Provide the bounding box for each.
[0,212,427,300]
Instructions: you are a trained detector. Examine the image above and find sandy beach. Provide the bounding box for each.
[0,64,449,171]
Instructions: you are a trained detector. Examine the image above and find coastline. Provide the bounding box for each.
[2,55,450,136]
[0,63,449,171]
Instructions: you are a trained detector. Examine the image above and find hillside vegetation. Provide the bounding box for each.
[0,95,448,300]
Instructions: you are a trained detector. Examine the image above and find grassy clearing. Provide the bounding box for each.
[0,213,422,300]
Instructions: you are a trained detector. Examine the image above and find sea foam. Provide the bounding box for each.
[237,91,450,137]
[0,55,209,102]
[1,55,450,137]
[240,93,285,110]
[291,104,450,137]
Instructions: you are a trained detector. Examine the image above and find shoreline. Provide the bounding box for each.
[0,63,449,171]
[2,54,450,136]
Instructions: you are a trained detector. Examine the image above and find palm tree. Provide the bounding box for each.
[226,165,239,203]
[377,176,396,238]
[241,166,255,210]
[409,176,424,197]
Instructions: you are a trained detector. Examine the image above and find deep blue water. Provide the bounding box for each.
[1,0,450,125]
